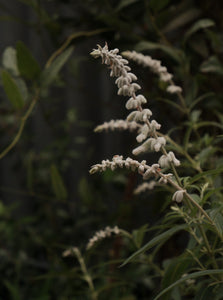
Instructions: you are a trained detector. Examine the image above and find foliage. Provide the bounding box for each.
[1,0,223,299]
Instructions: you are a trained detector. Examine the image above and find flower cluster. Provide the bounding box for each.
[159,151,180,168]
[134,181,156,194]
[122,50,182,94]
[90,44,180,171]
[90,155,160,178]
[90,43,181,198]
[86,226,120,250]
[62,246,79,257]
[94,119,140,132]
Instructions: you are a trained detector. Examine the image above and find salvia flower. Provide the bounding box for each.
[158,151,181,168]
[134,181,156,194]
[94,120,140,132]
[62,246,79,257]
[122,50,182,94]
[86,226,120,250]
[167,85,183,94]
[172,190,186,203]
[90,44,181,197]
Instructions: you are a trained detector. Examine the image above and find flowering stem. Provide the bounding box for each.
[73,248,98,300]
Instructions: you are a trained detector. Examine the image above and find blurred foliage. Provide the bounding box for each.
[0,0,223,299]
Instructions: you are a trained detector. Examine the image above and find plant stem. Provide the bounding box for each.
[0,89,39,160]
[73,248,98,300]
[46,28,109,68]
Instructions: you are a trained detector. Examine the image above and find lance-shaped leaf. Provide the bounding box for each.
[50,164,68,200]
[184,19,215,41]
[16,41,41,80]
[154,269,223,300]
[41,46,74,87]
[1,70,25,109]
[121,224,188,266]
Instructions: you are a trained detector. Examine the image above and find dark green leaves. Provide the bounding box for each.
[154,270,223,300]
[1,70,25,109]
[16,41,41,80]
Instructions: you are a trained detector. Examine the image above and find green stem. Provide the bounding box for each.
[0,89,39,160]
[198,224,219,271]
[73,248,98,300]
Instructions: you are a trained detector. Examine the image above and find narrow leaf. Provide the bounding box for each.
[200,56,223,75]
[154,269,223,300]
[50,164,67,200]
[163,9,200,34]
[188,166,223,184]
[16,41,41,80]
[161,256,191,300]
[121,224,188,266]
[1,70,25,109]
[184,19,215,41]
[189,92,215,110]
[41,46,74,87]
[149,0,172,12]
[115,0,139,11]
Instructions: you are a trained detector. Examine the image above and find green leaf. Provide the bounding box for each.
[16,41,41,80]
[189,92,215,110]
[41,46,74,87]
[14,78,29,102]
[161,255,191,300]
[149,0,172,12]
[4,280,21,300]
[134,41,183,63]
[2,47,19,76]
[1,70,25,109]
[121,224,188,266]
[132,224,148,248]
[195,147,218,167]
[209,209,223,237]
[188,166,223,185]
[115,0,139,11]
[184,19,215,41]
[163,9,200,34]
[154,269,223,300]
[188,193,201,204]
[50,164,67,200]
[200,56,223,75]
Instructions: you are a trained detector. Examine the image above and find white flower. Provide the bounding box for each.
[136,124,150,143]
[166,85,182,94]
[125,95,147,110]
[143,164,160,179]
[159,173,173,184]
[158,151,180,168]
[160,72,173,82]
[172,190,186,203]
[150,137,166,152]
[134,181,156,194]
